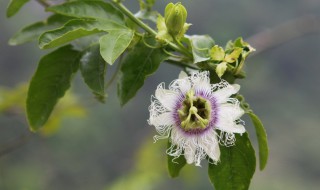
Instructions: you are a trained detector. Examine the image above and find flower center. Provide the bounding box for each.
[178,90,211,131]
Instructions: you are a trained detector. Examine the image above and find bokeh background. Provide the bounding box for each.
[1,0,320,189]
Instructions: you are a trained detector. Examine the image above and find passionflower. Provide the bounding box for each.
[148,71,245,166]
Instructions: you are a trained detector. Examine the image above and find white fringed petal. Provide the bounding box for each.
[213,83,240,103]
[191,71,212,96]
[148,112,174,127]
[184,142,196,164]
[219,103,244,121]
[169,77,191,94]
[155,83,179,111]
[200,130,220,163]
[216,119,246,134]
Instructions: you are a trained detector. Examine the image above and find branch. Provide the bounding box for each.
[246,15,320,55]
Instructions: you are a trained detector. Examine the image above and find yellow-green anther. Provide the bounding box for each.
[164,2,187,37]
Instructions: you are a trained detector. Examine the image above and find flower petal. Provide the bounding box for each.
[184,143,196,164]
[191,71,212,96]
[178,71,188,79]
[155,83,179,110]
[219,103,244,121]
[213,83,240,103]
[169,77,191,94]
[216,120,246,134]
[148,112,174,127]
[200,130,220,162]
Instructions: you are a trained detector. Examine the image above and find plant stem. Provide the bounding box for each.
[166,57,199,70]
[111,1,192,58]
[234,59,245,75]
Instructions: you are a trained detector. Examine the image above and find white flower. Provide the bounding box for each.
[148,71,245,166]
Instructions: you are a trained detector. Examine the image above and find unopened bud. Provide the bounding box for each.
[164,2,187,37]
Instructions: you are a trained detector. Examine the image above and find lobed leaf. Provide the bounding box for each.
[6,0,30,18]
[208,133,256,190]
[27,45,81,131]
[47,0,125,24]
[188,35,215,63]
[167,140,187,178]
[118,40,168,105]
[99,29,134,65]
[39,19,127,49]
[80,44,107,97]
[248,112,269,170]
[9,14,71,46]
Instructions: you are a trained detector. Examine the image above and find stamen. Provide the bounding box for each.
[178,89,211,131]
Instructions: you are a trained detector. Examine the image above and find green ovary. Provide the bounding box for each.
[178,90,211,131]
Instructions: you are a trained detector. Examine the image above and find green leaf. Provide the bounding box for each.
[99,29,134,65]
[188,35,215,63]
[118,40,168,105]
[9,14,71,45]
[135,10,158,23]
[39,19,127,49]
[6,0,30,18]
[247,112,269,170]
[80,44,106,97]
[167,140,186,178]
[27,45,80,131]
[47,1,124,24]
[210,45,225,61]
[208,133,256,190]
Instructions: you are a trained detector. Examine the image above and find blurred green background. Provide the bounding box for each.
[1,0,320,189]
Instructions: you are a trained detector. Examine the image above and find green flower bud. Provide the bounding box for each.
[164,2,187,37]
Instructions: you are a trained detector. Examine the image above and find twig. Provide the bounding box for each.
[246,15,320,55]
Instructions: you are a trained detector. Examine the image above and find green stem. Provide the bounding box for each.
[111,1,192,58]
[234,59,245,75]
[173,36,193,57]
[166,57,199,70]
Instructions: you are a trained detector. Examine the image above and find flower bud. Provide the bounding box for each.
[164,2,187,37]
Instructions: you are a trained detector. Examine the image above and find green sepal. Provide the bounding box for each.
[27,45,81,131]
[215,62,228,78]
[208,132,256,190]
[247,112,269,170]
[225,47,242,63]
[210,45,225,61]
[167,140,187,178]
